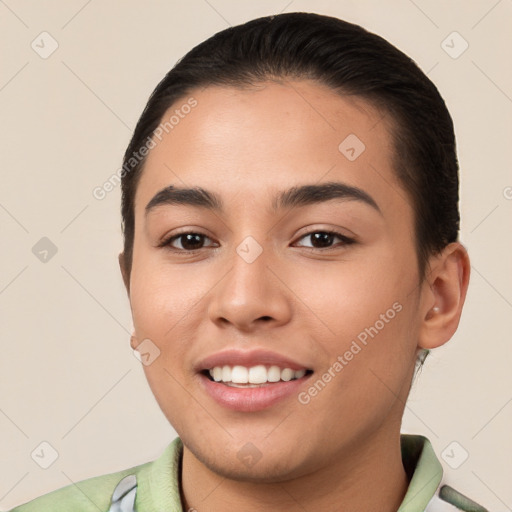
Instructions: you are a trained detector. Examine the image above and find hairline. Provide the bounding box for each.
[123,80,430,283]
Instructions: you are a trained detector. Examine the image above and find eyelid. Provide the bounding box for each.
[157,229,218,250]
[158,226,357,252]
[292,229,355,249]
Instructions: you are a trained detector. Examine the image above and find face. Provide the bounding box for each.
[126,80,427,481]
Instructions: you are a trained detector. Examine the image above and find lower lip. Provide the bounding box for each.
[199,373,311,412]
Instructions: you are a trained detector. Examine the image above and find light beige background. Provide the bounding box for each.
[1,0,511,510]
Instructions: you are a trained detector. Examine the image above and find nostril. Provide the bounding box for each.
[260,316,272,322]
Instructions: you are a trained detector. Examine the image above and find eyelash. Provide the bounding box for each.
[158,229,355,253]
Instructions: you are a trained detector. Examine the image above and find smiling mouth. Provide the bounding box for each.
[201,364,313,387]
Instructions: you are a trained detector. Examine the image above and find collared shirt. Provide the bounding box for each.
[9,434,488,511]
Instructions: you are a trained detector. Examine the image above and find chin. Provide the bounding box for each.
[200,452,307,483]
[185,435,313,483]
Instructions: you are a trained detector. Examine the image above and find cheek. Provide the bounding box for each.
[291,252,418,400]
[291,250,406,340]
[128,249,220,383]
[129,249,202,337]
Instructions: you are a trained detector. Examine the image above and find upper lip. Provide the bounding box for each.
[196,349,311,372]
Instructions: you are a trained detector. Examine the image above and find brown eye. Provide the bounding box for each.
[295,231,354,249]
[163,232,216,251]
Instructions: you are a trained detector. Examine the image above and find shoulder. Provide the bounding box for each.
[8,438,183,512]
[8,460,152,512]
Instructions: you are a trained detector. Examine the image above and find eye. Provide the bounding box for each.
[159,230,353,252]
[294,230,355,249]
[160,232,217,251]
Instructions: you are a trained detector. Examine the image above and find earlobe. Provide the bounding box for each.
[418,242,470,350]
[118,252,130,294]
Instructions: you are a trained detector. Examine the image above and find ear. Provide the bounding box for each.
[118,252,130,295]
[418,242,470,350]
[130,334,139,350]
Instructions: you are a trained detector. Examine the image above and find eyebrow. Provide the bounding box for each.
[145,181,381,216]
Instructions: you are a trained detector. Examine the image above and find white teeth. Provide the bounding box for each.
[281,368,294,381]
[248,365,267,384]
[206,365,308,385]
[294,368,306,379]
[231,365,249,384]
[222,365,231,382]
[267,365,281,382]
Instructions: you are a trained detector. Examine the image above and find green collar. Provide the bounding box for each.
[134,434,442,511]
[398,434,443,511]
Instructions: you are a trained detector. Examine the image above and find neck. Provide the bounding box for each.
[180,427,409,512]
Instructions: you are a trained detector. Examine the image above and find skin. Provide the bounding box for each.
[119,80,470,511]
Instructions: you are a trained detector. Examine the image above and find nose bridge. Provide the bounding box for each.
[209,235,292,329]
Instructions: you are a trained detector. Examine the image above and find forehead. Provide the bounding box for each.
[135,80,406,217]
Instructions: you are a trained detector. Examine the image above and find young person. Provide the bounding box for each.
[11,12,487,512]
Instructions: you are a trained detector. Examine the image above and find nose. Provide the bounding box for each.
[208,244,292,333]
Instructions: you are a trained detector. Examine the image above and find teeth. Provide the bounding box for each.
[222,365,231,382]
[232,365,248,384]
[294,368,306,379]
[281,368,294,382]
[249,365,267,384]
[207,365,308,385]
[212,367,222,382]
[267,365,281,382]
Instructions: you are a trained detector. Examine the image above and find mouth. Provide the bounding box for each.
[196,349,314,412]
[195,349,314,411]
[201,364,313,387]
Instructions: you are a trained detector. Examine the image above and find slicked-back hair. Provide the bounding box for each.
[120,12,460,282]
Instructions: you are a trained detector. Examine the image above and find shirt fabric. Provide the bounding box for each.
[9,434,488,511]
